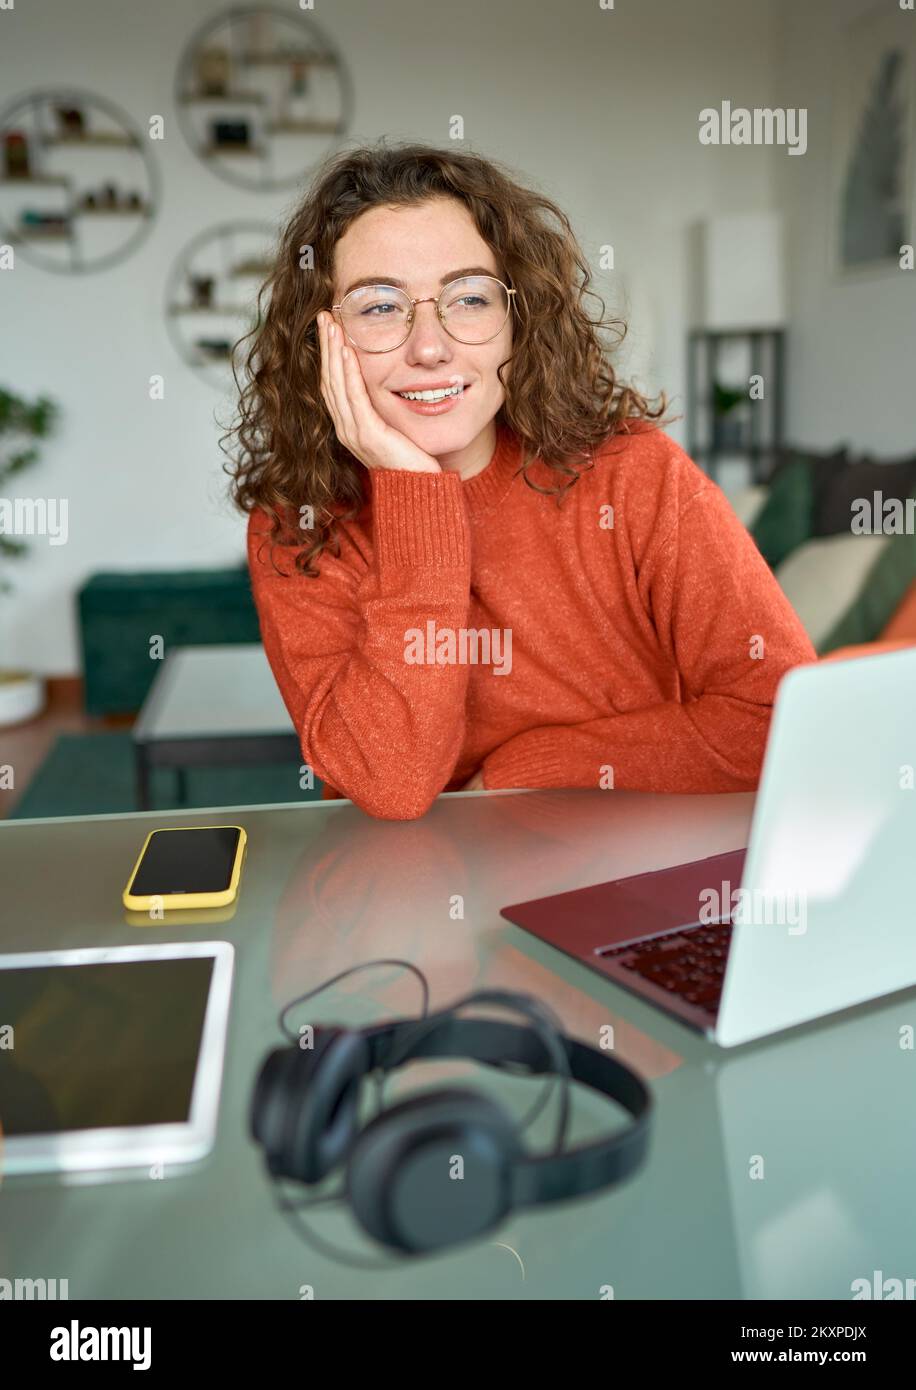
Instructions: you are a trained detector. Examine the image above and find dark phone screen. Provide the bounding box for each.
[130,827,241,896]
[0,957,214,1135]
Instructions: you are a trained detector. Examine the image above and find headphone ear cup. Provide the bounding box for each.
[346,1088,522,1255]
[251,1028,371,1183]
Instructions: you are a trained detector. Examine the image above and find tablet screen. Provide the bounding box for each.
[0,957,215,1137]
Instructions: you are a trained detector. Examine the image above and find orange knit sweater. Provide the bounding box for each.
[247,421,817,819]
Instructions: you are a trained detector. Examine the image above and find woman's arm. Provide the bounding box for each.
[248,471,474,820]
[480,482,817,793]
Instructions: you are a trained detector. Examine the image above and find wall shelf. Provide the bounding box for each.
[40,132,141,148]
[164,220,275,390]
[0,88,159,274]
[0,174,70,186]
[175,5,352,192]
[198,143,267,158]
[179,91,266,106]
[238,51,337,67]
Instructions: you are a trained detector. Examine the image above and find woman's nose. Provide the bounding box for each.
[406,300,451,355]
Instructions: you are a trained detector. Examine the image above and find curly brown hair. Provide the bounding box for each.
[223,139,669,578]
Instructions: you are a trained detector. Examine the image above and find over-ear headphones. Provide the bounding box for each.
[250,976,653,1256]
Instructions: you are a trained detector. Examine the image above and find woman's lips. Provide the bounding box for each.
[391,383,471,416]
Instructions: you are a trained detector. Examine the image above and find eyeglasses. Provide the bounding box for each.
[330,275,517,353]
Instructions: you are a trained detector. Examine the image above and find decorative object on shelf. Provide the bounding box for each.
[688,329,786,487]
[175,5,352,191]
[0,88,158,274]
[164,222,276,390]
[210,118,252,149]
[19,209,73,238]
[0,385,60,727]
[3,131,30,179]
[77,184,146,213]
[711,380,749,452]
[189,274,216,309]
[197,47,232,97]
[55,105,85,137]
[832,5,916,276]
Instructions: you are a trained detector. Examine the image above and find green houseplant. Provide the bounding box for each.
[712,379,748,451]
[0,386,60,727]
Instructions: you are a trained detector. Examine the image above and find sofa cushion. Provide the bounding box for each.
[774,533,890,650]
[766,442,847,488]
[811,453,916,537]
[751,455,815,568]
[880,578,916,641]
[728,485,769,529]
[819,507,916,652]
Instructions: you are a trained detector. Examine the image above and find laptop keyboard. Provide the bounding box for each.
[597,920,733,1013]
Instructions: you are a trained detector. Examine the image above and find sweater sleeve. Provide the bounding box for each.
[248,469,474,819]
[481,482,818,793]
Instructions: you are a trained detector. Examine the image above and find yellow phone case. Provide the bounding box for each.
[124,900,240,928]
[122,825,248,912]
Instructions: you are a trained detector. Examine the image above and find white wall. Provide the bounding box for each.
[772,0,916,454]
[1,0,782,674]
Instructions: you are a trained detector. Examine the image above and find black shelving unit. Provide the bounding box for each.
[687,327,785,484]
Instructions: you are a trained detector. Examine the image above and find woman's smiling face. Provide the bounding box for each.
[330,198,512,458]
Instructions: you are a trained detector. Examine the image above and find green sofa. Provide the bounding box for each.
[78,566,261,715]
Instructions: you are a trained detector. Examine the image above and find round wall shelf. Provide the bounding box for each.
[175,5,352,192]
[164,221,277,391]
[0,88,158,274]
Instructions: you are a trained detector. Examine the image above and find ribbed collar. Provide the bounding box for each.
[460,422,524,515]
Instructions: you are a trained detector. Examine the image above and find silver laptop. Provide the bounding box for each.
[501,647,916,1047]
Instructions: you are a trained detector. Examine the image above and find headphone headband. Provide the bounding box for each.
[254,969,655,1256]
[359,1014,652,1205]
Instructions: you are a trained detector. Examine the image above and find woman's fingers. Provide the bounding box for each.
[317,313,346,439]
[328,323,361,439]
[339,338,379,445]
[322,312,388,460]
[317,316,339,424]
[321,314,358,443]
[317,314,338,430]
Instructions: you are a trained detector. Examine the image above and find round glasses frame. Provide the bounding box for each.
[330,275,518,353]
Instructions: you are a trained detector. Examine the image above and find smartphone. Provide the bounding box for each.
[122,825,247,912]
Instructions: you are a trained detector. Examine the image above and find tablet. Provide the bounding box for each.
[0,941,234,1177]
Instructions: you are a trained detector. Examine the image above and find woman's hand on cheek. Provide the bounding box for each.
[317,312,442,476]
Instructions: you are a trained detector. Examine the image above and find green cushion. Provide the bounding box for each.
[819,498,916,652]
[751,455,815,568]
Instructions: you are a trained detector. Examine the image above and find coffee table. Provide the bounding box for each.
[131,643,301,810]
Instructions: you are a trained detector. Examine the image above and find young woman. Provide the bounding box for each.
[226,141,816,820]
